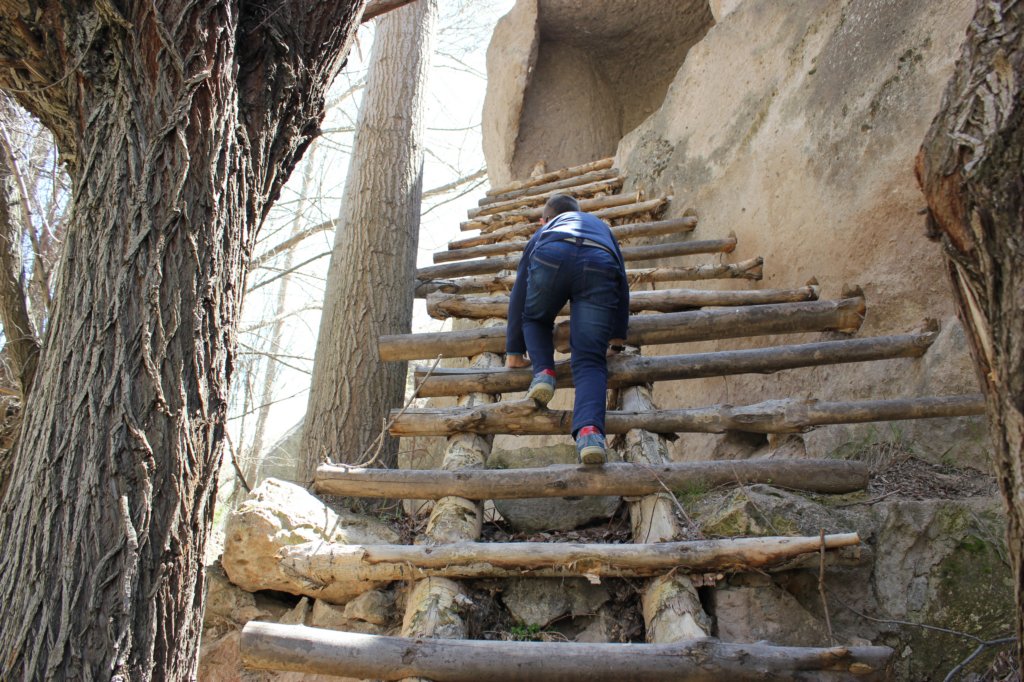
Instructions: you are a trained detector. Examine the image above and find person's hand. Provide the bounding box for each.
[506,354,531,369]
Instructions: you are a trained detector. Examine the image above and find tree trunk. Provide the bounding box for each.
[0,1,363,679]
[300,0,437,481]
[916,0,1024,664]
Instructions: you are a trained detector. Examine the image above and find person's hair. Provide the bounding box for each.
[542,194,581,222]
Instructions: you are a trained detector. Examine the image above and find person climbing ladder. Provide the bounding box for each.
[505,194,630,465]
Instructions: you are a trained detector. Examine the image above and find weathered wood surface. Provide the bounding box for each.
[478,167,618,206]
[275,533,862,584]
[417,236,733,281]
[468,176,625,219]
[411,330,938,397]
[386,394,985,437]
[461,192,642,232]
[425,285,820,320]
[414,258,765,297]
[241,624,894,681]
[441,216,698,262]
[484,158,614,198]
[381,297,865,361]
[315,458,871,499]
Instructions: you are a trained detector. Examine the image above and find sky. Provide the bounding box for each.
[228,0,517,460]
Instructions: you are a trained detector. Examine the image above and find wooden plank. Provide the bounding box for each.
[415,258,765,297]
[386,394,986,437]
[411,329,938,397]
[461,192,642,232]
[241,624,893,681]
[380,297,865,361]
[467,176,625,218]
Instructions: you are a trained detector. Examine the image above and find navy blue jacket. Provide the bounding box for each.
[506,211,630,355]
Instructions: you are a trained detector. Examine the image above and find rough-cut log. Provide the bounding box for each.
[386,395,985,437]
[461,192,643,232]
[425,285,820,320]
[417,236,731,280]
[316,458,870,499]
[276,534,861,584]
[415,258,764,297]
[241,624,894,681]
[468,176,625,219]
[479,167,618,206]
[382,297,865,361]
[620,384,711,640]
[485,158,614,197]
[412,329,938,397]
[442,216,698,262]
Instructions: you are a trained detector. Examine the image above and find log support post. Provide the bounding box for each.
[619,383,712,642]
[400,333,503,680]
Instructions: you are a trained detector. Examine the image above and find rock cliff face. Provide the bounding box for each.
[482,0,986,468]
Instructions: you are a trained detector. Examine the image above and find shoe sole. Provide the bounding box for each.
[579,446,606,466]
[526,382,554,406]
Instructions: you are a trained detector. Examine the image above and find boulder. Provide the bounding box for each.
[502,578,610,627]
[222,478,400,603]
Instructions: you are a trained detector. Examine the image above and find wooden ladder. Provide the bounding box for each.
[240,157,984,681]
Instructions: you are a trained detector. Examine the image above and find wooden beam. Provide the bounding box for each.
[380,297,864,361]
[441,216,698,263]
[414,258,765,297]
[478,167,619,206]
[461,192,643,232]
[411,329,938,397]
[274,533,862,584]
[425,285,820,320]
[241,624,894,681]
[484,158,614,198]
[467,176,625,219]
[386,394,986,437]
[315,459,871,499]
[417,236,733,281]
[362,0,418,22]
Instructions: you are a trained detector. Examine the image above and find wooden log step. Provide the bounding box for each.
[380,297,864,361]
[411,329,937,397]
[442,215,698,263]
[461,192,643,232]
[478,167,619,206]
[484,157,614,198]
[417,236,734,281]
[315,458,870,499]
[272,533,861,584]
[425,284,820,320]
[387,394,986,437]
[415,258,764,297]
[468,176,625,219]
[241,624,894,681]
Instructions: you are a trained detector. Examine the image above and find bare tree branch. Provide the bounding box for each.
[362,0,419,23]
[249,218,337,269]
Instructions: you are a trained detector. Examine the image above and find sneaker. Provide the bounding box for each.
[526,371,556,406]
[576,430,607,466]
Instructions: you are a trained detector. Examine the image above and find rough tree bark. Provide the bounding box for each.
[0,1,364,679]
[301,0,436,480]
[916,0,1024,665]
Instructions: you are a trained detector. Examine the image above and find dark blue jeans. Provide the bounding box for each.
[522,239,622,436]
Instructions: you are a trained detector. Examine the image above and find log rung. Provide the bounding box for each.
[241,624,894,681]
[478,167,619,206]
[315,458,871,499]
[484,157,614,198]
[414,258,765,297]
[410,326,938,397]
[385,394,985,438]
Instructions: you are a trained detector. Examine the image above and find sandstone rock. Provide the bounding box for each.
[502,578,610,627]
[222,478,400,603]
[309,599,388,635]
[279,597,309,625]
[714,573,828,647]
[343,589,394,625]
[573,605,621,643]
[490,443,621,531]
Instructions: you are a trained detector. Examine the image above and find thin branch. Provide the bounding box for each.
[422,167,486,199]
[246,250,332,293]
[818,528,835,646]
[239,305,322,334]
[249,219,337,269]
[362,0,418,22]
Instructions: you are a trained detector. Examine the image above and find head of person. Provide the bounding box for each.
[542,194,580,224]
